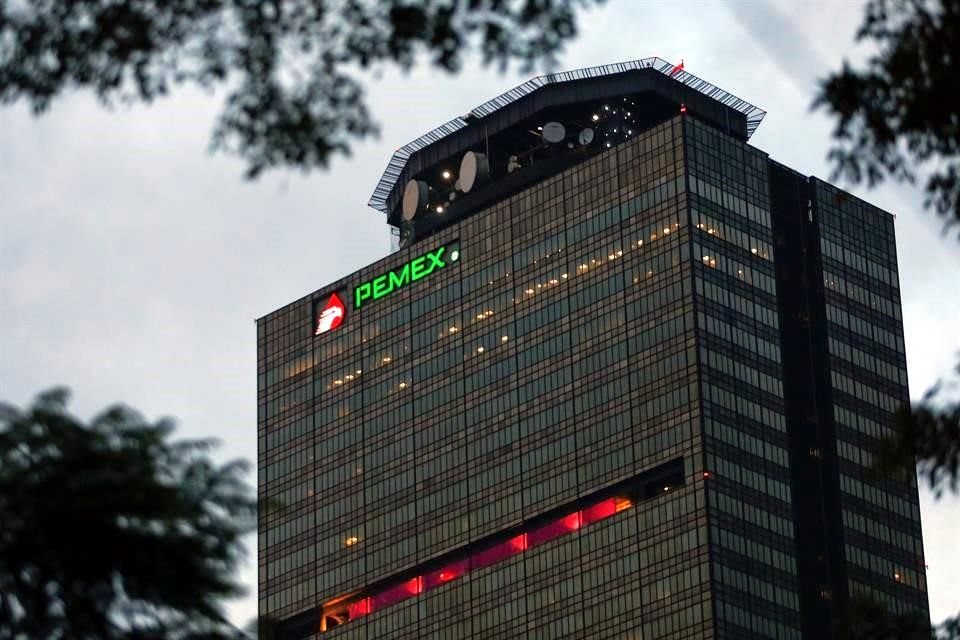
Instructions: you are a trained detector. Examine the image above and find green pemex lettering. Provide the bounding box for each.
[389,263,411,290]
[353,243,457,309]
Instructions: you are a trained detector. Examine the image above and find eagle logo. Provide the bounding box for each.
[315,293,345,335]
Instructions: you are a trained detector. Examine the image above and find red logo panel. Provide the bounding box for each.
[315,293,345,335]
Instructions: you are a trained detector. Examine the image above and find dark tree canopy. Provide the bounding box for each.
[876,360,960,497]
[0,0,600,177]
[0,388,255,640]
[814,0,960,239]
[817,3,959,635]
[834,596,932,640]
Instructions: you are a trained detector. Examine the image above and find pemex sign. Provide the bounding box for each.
[353,243,460,310]
[313,241,461,336]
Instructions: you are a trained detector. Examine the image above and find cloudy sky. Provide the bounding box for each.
[1,0,957,628]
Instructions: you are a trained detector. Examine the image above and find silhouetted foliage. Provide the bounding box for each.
[0,0,601,177]
[817,2,959,634]
[0,388,255,639]
[814,0,960,239]
[877,358,960,497]
[835,595,960,639]
[835,595,932,640]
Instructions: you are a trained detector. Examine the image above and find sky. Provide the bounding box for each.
[1,0,957,629]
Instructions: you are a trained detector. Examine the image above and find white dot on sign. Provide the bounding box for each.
[449,249,460,262]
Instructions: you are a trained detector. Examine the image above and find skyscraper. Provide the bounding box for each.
[256,58,928,639]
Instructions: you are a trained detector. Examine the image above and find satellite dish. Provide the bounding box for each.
[578,128,595,146]
[402,179,429,221]
[459,151,489,193]
[542,121,566,144]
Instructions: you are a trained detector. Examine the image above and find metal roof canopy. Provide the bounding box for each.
[368,57,766,217]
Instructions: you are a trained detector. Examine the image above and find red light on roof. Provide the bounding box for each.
[703,471,710,478]
[670,59,685,76]
[680,103,687,114]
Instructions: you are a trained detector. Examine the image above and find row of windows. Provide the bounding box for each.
[716,563,800,613]
[692,209,772,260]
[695,239,777,294]
[710,489,793,539]
[826,303,904,355]
[712,525,797,577]
[701,347,783,399]
[689,173,771,229]
[319,477,679,633]
[839,474,917,520]
[698,311,781,366]
[836,437,875,468]
[831,370,902,414]
[703,384,786,433]
[845,543,923,590]
[705,420,788,468]
[834,404,895,441]
[828,336,906,387]
[715,600,801,640]
[698,277,779,330]
[820,235,899,289]
[848,580,924,617]
[823,269,901,321]
[842,510,923,558]
[706,453,791,505]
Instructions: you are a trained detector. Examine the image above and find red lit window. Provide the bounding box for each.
[374,578,420,609]
[562,511,582,530]
[529,513,577,546]
[320,482,652,633]
[582,498,617,525]
[424,559,468,590]
[509,533,528,552]
[471,538,522,570]
[347,598,372,618]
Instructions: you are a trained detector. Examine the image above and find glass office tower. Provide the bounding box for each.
[256,59,928,639]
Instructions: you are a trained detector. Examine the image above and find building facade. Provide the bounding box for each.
[256,59,928,639]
